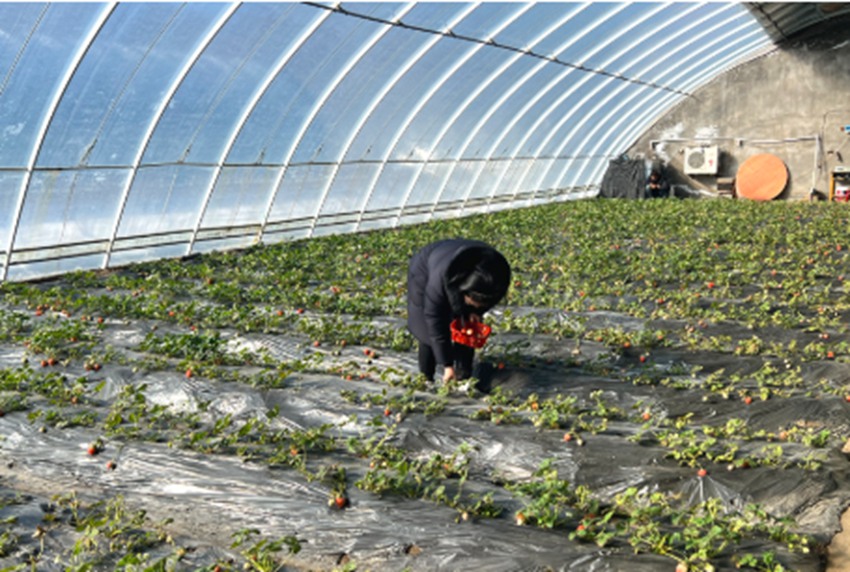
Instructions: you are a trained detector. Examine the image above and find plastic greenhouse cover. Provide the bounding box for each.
[0,287,839,571]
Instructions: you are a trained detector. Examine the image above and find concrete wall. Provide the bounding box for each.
[627,14,850,201]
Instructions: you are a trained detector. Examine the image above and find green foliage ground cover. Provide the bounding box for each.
[3,198,850,571]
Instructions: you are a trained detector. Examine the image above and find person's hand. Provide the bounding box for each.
[463,313,481,325]
[443,366,456,383]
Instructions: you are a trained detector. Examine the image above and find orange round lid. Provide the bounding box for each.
[735,153,788,201]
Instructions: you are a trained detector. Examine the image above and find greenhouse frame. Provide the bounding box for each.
[0,2,831,281]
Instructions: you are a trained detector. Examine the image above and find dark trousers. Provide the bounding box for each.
[418,342,475,381]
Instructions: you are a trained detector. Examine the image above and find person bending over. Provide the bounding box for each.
[406,239,511,383]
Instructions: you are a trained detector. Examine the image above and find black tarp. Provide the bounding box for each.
[598,156,647,199]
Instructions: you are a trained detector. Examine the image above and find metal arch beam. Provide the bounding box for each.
[486,3,728,209]
[507,2,678,203]
[464,3,696,214]
[662,28,769,93]
[579,28,768,190]
[517,4,739,201]
[552,17,760,193]
[581,92,682,191]
[188,4,335,254]
[179,7,294,165]
[348,3,480,232]
[385,3,535,221]
[608,4,742,88]
[463,2,634,209]
[346,2,494,230]
[87,6,185,166]
[579,30,765,189]
[103,2,240,269]
[540,8,753,193]
[2,3,116,281]
[459,2,630,212]
[301,3,417,237]
[353,3,487,229]
[426,4,590,217]
[259,3,409,242]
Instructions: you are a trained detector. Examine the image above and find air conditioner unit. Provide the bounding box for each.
[684,145,719,175]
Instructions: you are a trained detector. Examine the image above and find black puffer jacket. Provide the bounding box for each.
[406,239,511,365]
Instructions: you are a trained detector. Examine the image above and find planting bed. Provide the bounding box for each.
[2,198,850,571]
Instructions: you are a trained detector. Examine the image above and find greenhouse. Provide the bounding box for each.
[2,2,850,571]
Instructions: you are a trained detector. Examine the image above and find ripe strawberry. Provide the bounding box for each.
[707,281,715,289]
[332,495,349,509]
[295,308,304,315]
[106,460,117,471]
[697,468,707,478]
[827,351,835,360]
[641,411,651,421]
[185,368,193,379]
[383,407,391,417]
[639,355,647,363]
[562,432,573,442]
[87,444,100,456]
[743,396,753,405]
